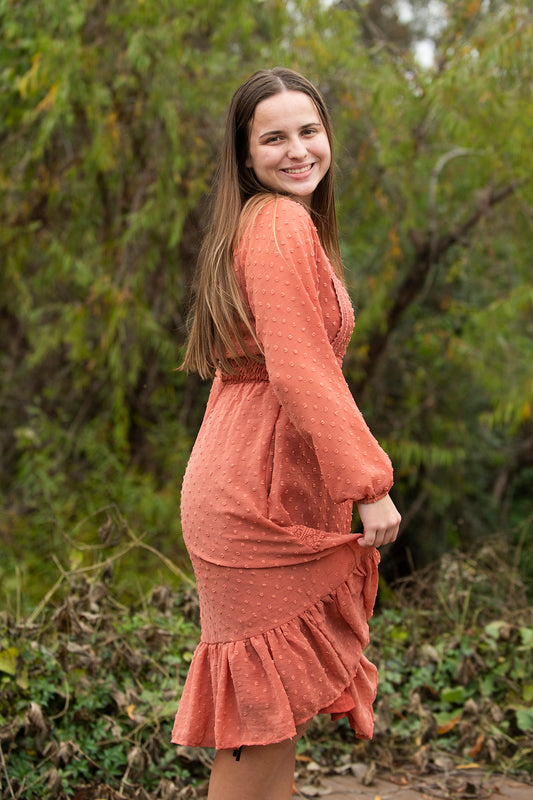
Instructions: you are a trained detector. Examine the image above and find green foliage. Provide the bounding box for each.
[1,538,531,798]
[2,5,532,792]
[0,570,201,799]
[321,0,533,563]
[1,0,532,605]
[368,558,533,776]
[305,539,533,781]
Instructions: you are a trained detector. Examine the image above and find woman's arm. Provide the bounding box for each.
[238,197,394,506]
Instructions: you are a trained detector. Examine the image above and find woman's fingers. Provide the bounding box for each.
[356,494,401,548]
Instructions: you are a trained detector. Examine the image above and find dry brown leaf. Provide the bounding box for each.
[45,766,63,797]
[438,714,461,734]
[298,785,333,797]
[350,759,376,785]
[25,700,50,751]
[411,744,430,771]
[433,754,456,772]
[467,732,486,758]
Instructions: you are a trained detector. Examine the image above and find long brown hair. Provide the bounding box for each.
[182,67,343,379]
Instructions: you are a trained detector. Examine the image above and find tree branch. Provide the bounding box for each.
[352,178,525,396]
[428,148,479,259]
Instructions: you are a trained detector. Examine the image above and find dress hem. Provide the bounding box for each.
[171,553,379,751]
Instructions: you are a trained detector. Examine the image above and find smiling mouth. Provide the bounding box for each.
[282,164,314,175]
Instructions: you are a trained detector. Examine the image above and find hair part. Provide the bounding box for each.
[182,68,343,379]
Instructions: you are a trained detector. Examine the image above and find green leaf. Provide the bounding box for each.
[0,647,18,676]
[484,621,507,640]
[440,686,466,704]
[519,627,533,649]
[516,708,533,733]
[523,684,533,704]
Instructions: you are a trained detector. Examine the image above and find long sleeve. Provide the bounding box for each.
[235,197,393,505]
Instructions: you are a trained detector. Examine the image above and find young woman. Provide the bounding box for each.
[172,68,401,800]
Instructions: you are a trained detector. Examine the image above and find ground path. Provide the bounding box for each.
[295,769,531,799]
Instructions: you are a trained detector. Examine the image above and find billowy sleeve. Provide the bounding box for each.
[238,198,393,505]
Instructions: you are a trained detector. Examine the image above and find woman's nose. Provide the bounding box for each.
[287,137,307,159]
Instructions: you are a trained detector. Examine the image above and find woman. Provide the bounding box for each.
[172,68,401,800]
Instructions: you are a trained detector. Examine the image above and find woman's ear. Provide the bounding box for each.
[245,155,252,168]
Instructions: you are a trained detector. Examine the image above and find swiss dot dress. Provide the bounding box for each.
[171,196,393,750]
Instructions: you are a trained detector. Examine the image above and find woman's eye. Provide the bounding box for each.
[303,128,317,136]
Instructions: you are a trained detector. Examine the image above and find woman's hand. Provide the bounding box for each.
[356,494,401,548]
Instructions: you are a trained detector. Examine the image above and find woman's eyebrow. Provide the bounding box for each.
[258,121,321,140]
[258,129,284,139]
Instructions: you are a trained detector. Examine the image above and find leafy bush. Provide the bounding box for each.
[307,539,533,782]
[1,535,531,798]
[0,570,202,799]
[2,0,533,612]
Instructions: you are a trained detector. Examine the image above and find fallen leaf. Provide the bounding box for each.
[433,754,455,771]
[437,715,461,734]
[298,785,333,797]
[467,732,485,757]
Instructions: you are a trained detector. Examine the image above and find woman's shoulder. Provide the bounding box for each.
[259,194,312,224]
[239,194,315,244]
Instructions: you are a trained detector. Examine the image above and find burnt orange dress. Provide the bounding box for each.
[171,197,393,750]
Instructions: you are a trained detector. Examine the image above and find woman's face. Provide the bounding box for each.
[245,90,331,205]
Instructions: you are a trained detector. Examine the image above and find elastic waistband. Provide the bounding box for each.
[220,362,269,383]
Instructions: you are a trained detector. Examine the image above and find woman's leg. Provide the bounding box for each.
[207,720,312,800]
[263,720,312,800]
[207,740,295,800]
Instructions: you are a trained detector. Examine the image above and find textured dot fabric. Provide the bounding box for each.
[171,197,394,750]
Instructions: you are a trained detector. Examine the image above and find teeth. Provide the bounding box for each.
[284,165,313,174]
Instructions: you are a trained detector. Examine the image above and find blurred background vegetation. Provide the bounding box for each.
[1,1,532,796]
[1,0,532,609]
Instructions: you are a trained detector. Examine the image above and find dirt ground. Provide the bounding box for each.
[294,769,532,799]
